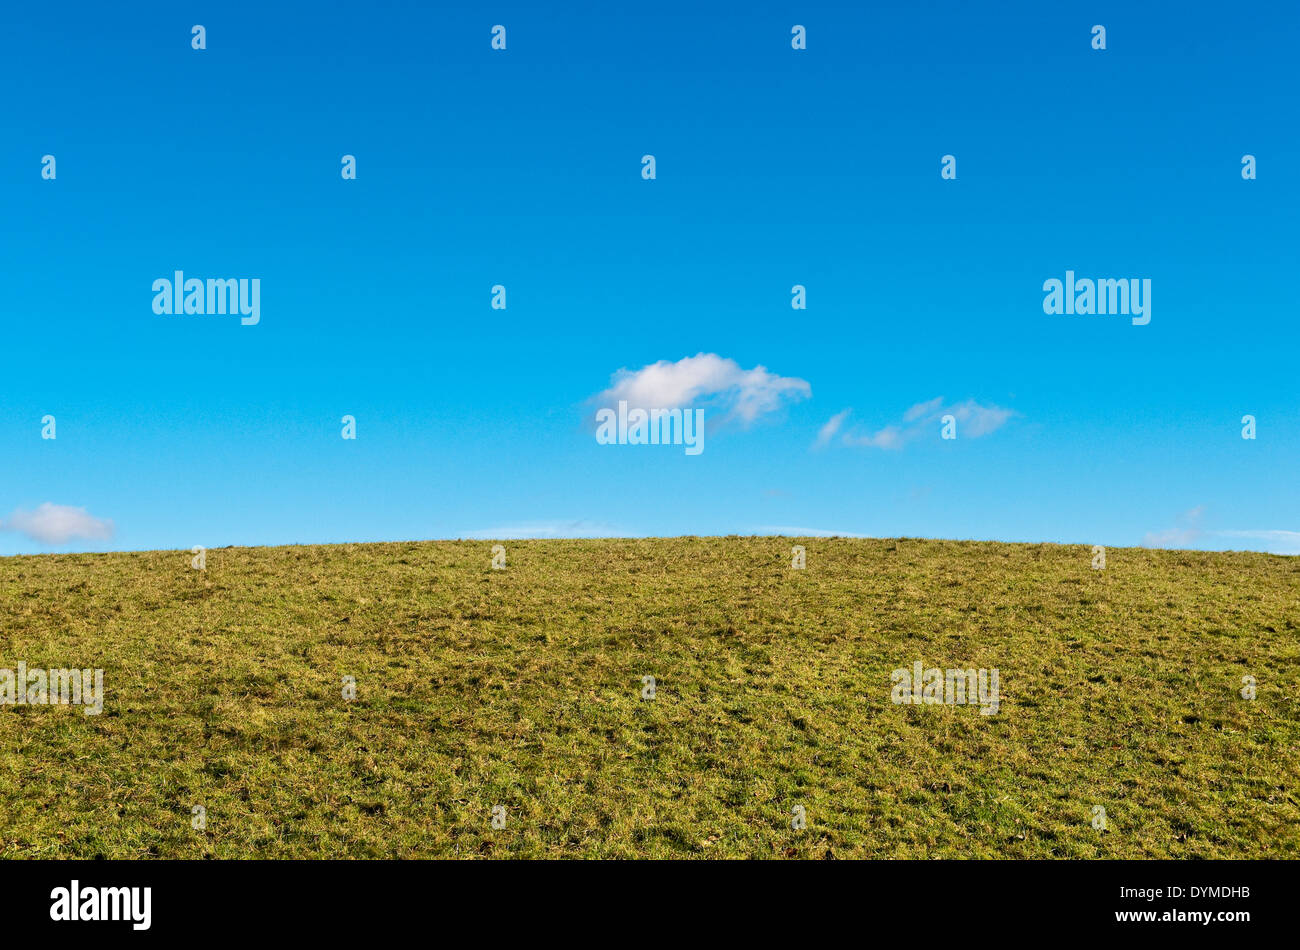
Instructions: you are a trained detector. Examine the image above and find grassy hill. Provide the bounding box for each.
[0,537,1296,859]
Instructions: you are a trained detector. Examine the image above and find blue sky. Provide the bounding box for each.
[1,1,1296,555]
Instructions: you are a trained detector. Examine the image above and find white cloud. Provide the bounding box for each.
[1141,505,1206,548]
[1140,507,1298,555]
[843,424,904,450]
[752,526,873,538]
[462,520,625,540]
[902,397,944,423]
[593,353,810,427]
[813,408,851,449]
[1207,529,1300,555]
[2,503,115,546]
[822,397,1015,450]
[947,399,1016,438]
[1141,527,1202,548]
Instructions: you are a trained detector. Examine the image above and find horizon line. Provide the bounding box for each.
[1,533,1295,559]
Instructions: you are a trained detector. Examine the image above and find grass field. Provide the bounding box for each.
[0,537,1297,859]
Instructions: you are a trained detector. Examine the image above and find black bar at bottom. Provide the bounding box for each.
[0,858,1286,937]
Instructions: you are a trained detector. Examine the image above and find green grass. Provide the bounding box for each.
[1,537,1297,859]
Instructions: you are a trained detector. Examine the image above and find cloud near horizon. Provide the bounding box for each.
[2,503,115,546]
[816,397,1016,450]
[462,520,626,540]
[592,353,810,427]
[752,525,873,538]
[1141,505,1206,549]
[1142,507,1300,555]
[1211,529,1300,555]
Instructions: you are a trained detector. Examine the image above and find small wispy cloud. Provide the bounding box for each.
[1141,506,1206,549]
[461,520,625,540]
[752,525,873,538]
[593,353,810,427]
[1141,507,1299,555]
[902,397,944,423]
[817,397,1015,450]
[1210,530,1300,555]
[1,503,115,546]
[843,424,905,450]
[813,409,851,449]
